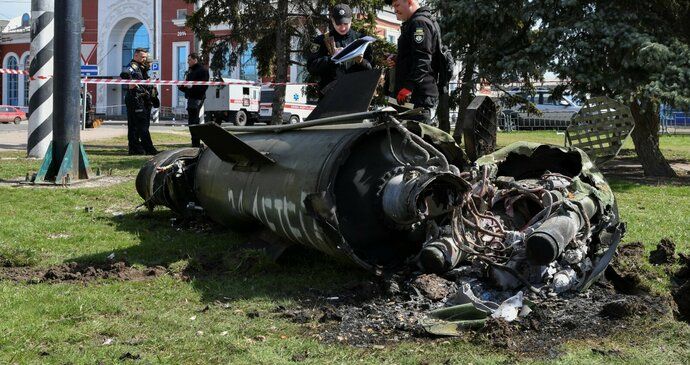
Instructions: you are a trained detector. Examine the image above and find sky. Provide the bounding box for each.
[0,0,30,20]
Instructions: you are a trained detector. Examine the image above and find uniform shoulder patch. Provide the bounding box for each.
[130,62,139,70]
[414,27,425,44]
[310,42,320,53]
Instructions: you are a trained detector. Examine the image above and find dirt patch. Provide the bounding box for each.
[605,242,652,295]
[600,297,654,319]
[672,257,690,322]
[410,274,456,301]
[673,282,690,322]
[600,156,690,185]
[0,261,167,284]
[0,175,132,189]
[649,238,676,265]
[259,240,675,356]
[265,270,671,358]
[477,318,519,349]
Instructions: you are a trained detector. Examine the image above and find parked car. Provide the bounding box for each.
[0,105,27,124]
[501,90,582,130]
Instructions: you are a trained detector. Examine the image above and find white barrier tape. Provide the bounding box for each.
[0,67,313,87]
[82,78,313,87]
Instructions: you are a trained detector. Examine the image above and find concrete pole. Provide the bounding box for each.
[196,0,205,123]
[27,0,54,158]
[51,0,82,174]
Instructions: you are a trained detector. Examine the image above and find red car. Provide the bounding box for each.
[0,105,27,124]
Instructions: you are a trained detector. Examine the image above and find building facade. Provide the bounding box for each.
[0,1,401,116]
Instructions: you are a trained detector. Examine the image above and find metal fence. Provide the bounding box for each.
[495,108,690,134]
[661,106,690,134]
[497,110,575,132]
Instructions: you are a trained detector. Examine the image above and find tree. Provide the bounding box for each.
[429,0,552,141]
[185,0,385,125]
[538,0,689,177]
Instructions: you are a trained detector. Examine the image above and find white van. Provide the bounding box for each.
[259,84,317,124]
[204,79,261,126]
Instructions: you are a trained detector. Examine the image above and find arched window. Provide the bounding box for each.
[23,56,30,106]
[122,23,150,71]
[7,56,19,106]
[121,23,150,113]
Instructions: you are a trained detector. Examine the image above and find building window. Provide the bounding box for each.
[239,44,258,81]
[122,23,150,71]
[7,56,19,106]
[385,29,400,44]
[176,9,188,20]
[175,45,188,107]
[23,56,30,106]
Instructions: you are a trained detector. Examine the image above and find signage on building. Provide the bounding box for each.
[81,42,98,64]
[80,65,98,77]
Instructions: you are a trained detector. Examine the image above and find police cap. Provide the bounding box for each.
[330,4,352,25]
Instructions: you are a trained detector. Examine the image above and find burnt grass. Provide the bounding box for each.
[266,240,684,357]
[269,273,672,358]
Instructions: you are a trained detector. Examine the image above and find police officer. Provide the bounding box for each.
[386,0,440,125]
[124,48,158,155]
[177,53,209,147]
[307,3,373,96]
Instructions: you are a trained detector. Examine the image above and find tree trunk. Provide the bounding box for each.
[270,0,289,126]
[451,59,475,145]
[629,99,677,177]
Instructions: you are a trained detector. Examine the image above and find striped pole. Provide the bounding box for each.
[27,0,54,158]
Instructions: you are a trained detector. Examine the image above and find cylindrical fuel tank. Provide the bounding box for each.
[194,123,439,271]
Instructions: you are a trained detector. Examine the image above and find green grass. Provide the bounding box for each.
[0,131,689,364]
[497,131,690,160]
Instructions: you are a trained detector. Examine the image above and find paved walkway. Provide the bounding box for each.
[0,124,186,152]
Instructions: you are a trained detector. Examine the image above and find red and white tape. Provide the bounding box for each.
[0,68,312,86]
[0,68,51,80]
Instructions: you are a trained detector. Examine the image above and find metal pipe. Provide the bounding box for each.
[221,108,396,133]
[52,0,82,167]
[525,196,597,265]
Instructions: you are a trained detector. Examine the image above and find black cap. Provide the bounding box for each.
[330,4,352,25]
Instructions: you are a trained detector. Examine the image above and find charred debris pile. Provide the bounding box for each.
[135,71,648,338]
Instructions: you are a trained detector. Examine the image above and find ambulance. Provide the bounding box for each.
[259,84,317,124]
[204,79,261,126]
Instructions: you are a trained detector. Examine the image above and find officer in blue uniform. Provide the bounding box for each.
[124,48,158,155]
[307,4,373,97]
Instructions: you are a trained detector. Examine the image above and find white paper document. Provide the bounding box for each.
[331,36,376,64]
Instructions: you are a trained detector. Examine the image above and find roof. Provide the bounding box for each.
[2,13,30,34]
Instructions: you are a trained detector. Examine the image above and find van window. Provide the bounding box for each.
[243,87,249,96]
[260,90,275,103]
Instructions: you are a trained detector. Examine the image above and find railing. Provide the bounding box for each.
[497,110,575,131]
[661,106,690,134]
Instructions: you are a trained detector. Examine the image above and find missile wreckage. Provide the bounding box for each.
[136,70,625,331]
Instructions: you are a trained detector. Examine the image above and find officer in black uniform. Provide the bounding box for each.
[177,52,209,147]
[386,0,440,125]
[307,3,373,97]
[124,48,158,155]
